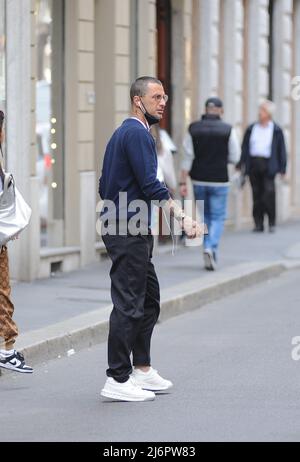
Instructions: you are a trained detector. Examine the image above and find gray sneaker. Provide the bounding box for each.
[269,226,276,233]
[203,249,216,271]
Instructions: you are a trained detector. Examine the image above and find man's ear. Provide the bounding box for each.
[133,96,140,109]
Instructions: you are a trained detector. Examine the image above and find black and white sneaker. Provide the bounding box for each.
[0,350,33,374]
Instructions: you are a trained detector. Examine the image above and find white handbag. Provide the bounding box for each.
[0,145,32,246]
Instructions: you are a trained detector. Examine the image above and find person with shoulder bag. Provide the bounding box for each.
[0,110,33,373]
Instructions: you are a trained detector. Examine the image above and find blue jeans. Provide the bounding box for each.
[193,184,229,255]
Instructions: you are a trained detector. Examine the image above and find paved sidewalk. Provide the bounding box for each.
[11,219,300,333]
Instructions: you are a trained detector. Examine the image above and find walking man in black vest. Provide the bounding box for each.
[237,100,287,233]
[180,97,240,270]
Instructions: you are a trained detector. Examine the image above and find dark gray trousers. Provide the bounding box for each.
[102,234,160,383]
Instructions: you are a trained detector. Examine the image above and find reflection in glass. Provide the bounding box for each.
[36,0,65,247]
[0,0,6,113]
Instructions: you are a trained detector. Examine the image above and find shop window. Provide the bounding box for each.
[0,0,6,112]
[36,0,65,247]
[130,0,139,81]
[157,0,172,132]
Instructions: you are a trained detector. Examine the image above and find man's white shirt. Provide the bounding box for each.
[249,121,274,158]
[130,116,150,131]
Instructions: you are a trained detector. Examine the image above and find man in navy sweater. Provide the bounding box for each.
[99,76,203,402]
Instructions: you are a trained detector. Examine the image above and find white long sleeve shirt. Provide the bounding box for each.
[249,121,274,158]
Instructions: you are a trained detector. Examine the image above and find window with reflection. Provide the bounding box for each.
[36,0,65,247]
[0,0,6,114]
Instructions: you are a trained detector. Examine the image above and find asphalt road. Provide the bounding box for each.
[1,269,300,442]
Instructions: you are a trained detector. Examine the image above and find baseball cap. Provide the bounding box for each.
[205,97,223,108]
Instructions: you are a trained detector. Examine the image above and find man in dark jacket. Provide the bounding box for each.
[237,100,287,233]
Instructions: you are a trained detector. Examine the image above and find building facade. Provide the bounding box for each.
[0,0,299,281]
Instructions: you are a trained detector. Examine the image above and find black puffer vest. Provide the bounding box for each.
[189,114,232,182]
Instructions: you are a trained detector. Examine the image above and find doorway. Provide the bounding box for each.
[157,0,172,133]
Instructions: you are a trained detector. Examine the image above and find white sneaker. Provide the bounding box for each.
[100,377,155,402]
[203,249,216,271]
[132,367,173,392]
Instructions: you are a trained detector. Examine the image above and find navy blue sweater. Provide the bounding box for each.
[99,118,170,229]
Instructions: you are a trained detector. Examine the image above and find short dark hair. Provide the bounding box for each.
[130,76,162,102]
[205,97,223,108]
